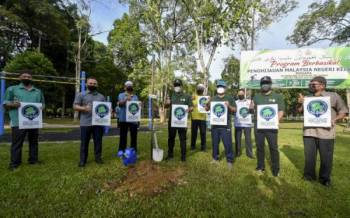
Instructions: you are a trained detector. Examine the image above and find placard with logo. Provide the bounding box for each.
[210,102,228,126]
[171,104,188,128]
[18,102,43,129]
[126,101,141,122]
[257,104,279,129]
[198,96,209,113]
[235,100,252,126]
[92,101,111,126]
[303,96,331,127]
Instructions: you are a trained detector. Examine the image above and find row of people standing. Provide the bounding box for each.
[4,70,349,187]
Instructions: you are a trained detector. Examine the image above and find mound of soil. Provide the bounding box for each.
[103,161,186,197]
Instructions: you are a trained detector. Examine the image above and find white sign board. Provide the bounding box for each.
[171,104,188,128]
[303,96,331,127]
[197,96,209,113]
[235,100,252,126]
[126,101,141,122]
[18,102,43,129]
[210,102,228,126]
[92,101,111,126]
[257,104,279,129]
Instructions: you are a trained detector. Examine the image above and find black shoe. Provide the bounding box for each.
[181,157,186,162]
[255,167,265,173]
[190,147,196,151]
[8,165,18,171]
[28,160,42,165]
[272,172,280,177]
[95,160,104,164]
[78,163,86,167]
[165,156,174,161]
[320,180,331,187]
[303,176,316,181]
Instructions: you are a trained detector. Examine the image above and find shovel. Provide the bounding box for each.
[152,130,163,162]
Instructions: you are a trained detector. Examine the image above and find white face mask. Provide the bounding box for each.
[217,87,225,94]
[174,87,181,93]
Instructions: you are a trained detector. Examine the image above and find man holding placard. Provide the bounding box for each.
[165,79,193,162]
[250,76,285,176]
[3,70,45,171]
[117,81,140,152]
[74,77,106,167]
[206,80,236,168]
[190,84,208,151]
[297,76,348,186]
[234,89,253,158]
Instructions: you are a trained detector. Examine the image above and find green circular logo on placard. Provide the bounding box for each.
[212,103,226,118]
[239,107,249,118]
[21,105,40,120]
[128,102,140,115]
[95,104,109,118]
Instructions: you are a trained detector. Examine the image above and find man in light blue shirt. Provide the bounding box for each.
[117,81,139,152]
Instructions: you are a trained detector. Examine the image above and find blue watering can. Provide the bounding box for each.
[117,148,137,166]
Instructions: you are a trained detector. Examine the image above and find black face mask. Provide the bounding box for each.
[261,84,272,92]
[87,86,97,92]
[197,90,204,95]
[21,79,32,86]
[126,87,133,92]
[238,95,244,100]
[308,84,316,93]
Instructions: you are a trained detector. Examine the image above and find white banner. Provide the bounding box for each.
[303,97,331,127]
[210,102,228,126]
[240,47,350,89]
[197,96,209,113]
[126,101,141,122]
[235,100,252,126]
[171,104,188,128]
[18,102,43,129]
[92,101,111,126]
[257,104,279,129]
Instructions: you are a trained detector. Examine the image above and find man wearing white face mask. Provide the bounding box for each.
[165,79,193,161]
[206,80,236,168]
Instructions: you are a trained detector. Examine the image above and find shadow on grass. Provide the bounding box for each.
[280,144,304,175]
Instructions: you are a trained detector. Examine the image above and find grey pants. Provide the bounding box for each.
[303,136,334,182]
[234,127,253,157]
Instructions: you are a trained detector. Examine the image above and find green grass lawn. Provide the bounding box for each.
[0,123,349,217]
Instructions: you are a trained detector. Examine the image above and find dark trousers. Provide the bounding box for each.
[254,128,279,174]
[234,127,253,157]
[118,122,138,152]
[168,122,187,160]
[191,119,207,150]
[303,136,334,182]
[80,126,104,164]
[211,128,234,163]
[10,127,39,167]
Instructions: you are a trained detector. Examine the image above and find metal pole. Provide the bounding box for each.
[104,96,111,135]
[150,55,155,160]
[0,72,5,136]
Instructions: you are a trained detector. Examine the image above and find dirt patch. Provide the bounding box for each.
[103,161,186,197]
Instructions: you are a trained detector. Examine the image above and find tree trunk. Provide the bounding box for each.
[61,88,66,118]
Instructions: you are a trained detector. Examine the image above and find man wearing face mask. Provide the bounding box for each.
[250,76,285,176]
[190,84,207,151]
[117,81,140,152]
[165,79,193,161]
[234,89,253,158]
[206,80,236,168]
[297,76,348,186]
[4,70,45,171]
[74,77,105,167]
